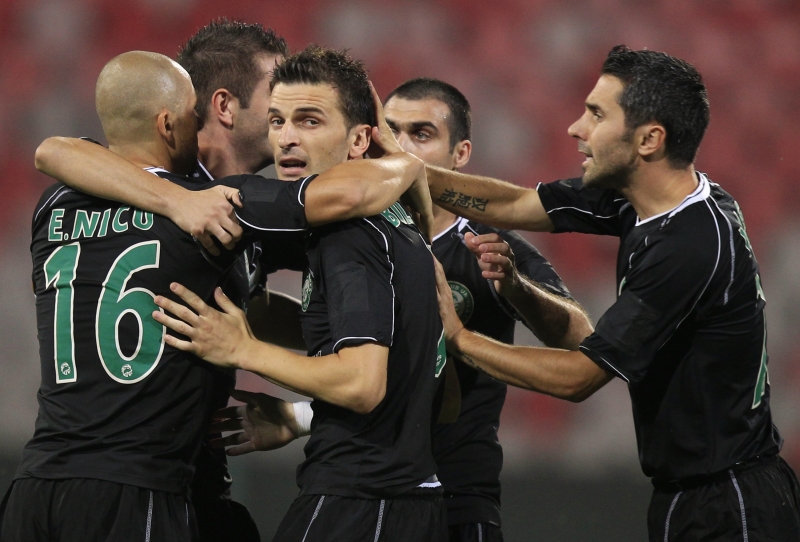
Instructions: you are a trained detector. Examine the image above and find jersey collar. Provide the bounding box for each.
[635,172,710,227]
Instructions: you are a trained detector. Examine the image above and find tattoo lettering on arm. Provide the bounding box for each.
[436,190,489,212]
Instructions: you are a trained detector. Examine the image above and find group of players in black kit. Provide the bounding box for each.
[1,16,799,542]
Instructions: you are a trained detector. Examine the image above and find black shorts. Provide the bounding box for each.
[648,455,800,541]
[0,477,196,542]
[273,487,447,542]
[447,522,503,542]
[193,494,260,542]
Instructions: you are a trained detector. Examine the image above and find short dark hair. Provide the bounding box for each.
[385,78,471,149]
[177,19,288,121]
[601,45,709,169]
[270,45,375,129]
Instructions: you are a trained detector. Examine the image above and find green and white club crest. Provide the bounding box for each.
[301,272,313,312]
[448,281,474,323]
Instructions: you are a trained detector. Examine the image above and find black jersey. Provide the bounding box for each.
[537,173,782,482]
[285,203,443,499]
[21,169,312,495]
[431,217,572,526]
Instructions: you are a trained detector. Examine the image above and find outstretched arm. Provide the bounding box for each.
[464,232,593,350]
[153,284,388,415]
[425,167,554,232]
[34,137,242,254]
[434,258,611,402]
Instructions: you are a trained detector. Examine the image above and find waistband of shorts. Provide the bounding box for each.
[393,485,444,500]
[652,453,779,492]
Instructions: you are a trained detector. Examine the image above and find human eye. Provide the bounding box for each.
[415,131,430,141]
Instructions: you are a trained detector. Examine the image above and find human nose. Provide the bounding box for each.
[568,112,587,140]
[277,122,299,148]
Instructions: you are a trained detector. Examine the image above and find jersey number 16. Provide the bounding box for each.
[43,240,165,385]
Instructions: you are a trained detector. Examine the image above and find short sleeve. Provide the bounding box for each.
[318,221,394,352]
[210,174,317,233]
[579,225,720,383]
[498,229,573,300]
[536,178,627,236]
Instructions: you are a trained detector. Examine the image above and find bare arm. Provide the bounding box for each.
[304,151,433,239]
[154,284,388,415]
[246,291,306,350]
[464,232,593,350]
[426,165,554,232]
[434,258,610,402]
[34,137,242,254]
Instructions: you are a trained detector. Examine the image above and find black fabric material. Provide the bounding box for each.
[23,173,244,495]
[647,455,800,541]
[538,174,783,482]
[431,218,572,526]
[447,522,504,542]
[0,477,196,542]
[194,493,260,542]
[297,211,442,499]
[273,488,447,542]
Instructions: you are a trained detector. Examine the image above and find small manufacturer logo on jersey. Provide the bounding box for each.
[301,272,313,312]
[448,281,474,323]
[121,364,133,378]
[60,363,71,376]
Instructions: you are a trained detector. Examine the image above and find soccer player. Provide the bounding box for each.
[151,47,447,542]
[10,44,434,541]
[410,46,800,540]
[382,78,593,541]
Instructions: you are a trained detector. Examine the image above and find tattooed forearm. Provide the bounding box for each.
[436,189,488,212]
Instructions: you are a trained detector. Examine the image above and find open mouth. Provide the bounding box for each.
[278,158,307,175]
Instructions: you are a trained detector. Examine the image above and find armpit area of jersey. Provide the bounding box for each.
[207,174,316,233]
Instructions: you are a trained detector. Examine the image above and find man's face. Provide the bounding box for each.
[384,97,458,169]
[268,82,362,181]
[228,54,281,173]
[567,74,638,190]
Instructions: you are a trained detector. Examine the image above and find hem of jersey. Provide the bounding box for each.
[235,212,307,232]
[14,467,188,495]
[297,175,317,207]
[299,472,438,500]
[578,345,630,382]
[332,336,383,353]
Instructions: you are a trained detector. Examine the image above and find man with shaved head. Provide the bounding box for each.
[0,51,211,541]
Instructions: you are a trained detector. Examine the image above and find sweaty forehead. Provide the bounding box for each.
[270,82,341,116]
[384,97,450,129]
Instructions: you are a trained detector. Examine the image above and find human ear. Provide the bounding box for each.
[452,139,472,170]
[638,123,666,159]
[157,110,176,148]
[210,89,236,129]
[349,124,372,159]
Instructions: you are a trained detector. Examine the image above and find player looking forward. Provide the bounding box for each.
[425,45,800,540]
[382,78,593,541]
[152,47,447,542]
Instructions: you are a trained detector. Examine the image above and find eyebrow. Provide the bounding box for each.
[586,102,603,114]
[268,106,326,116]
[385,118,439,133]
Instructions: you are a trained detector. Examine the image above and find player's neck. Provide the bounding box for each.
[108,142,175,173]
[432,206,459,237]
[197,128,254,178]
[623,163,699,222]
